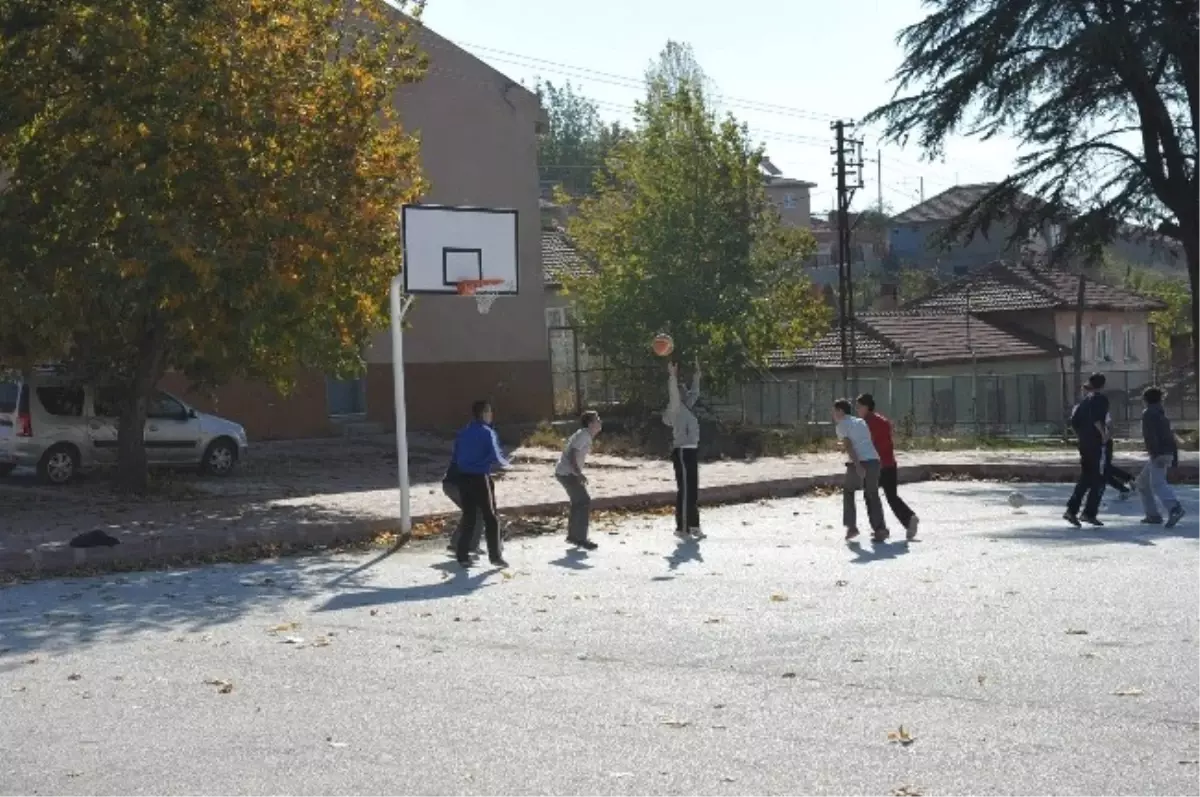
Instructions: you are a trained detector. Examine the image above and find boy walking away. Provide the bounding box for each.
[833,399,888,543]
[556,411,603,550]
[452,400,511,568]
[443,455,486,556]
[664,358,704,540]
[1136,387,1185,528]
[1065,373,1110,528]
[856,394,920,540]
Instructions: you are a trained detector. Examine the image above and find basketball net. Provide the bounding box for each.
[455,278,505,314]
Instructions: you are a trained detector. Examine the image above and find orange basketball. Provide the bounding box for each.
[652,333,674,357]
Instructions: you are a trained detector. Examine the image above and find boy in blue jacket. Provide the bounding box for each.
[452,400,511,568]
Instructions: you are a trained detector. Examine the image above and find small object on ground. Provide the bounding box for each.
[1112,687,1144,696]
[67,673,81,681]
[781,671,797,679]
[1007,491,1026,508]
[769,592,788,602]
[835,580,848,587]
[1166,504,1186,529]
[1063,512,1082,528]
[69,530,120,549]
[887,725,915,746]
[892,787,924,796]
[1065,629,1089,635]
[204,678,234,694]
[906,515,919,540]
[651,333,674,357]
[659,717,690,728]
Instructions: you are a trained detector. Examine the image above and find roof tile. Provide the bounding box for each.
[911,260,1166,312]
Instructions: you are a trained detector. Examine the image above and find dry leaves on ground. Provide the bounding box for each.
[659,718,691,728]
[204,678,234,694]
[892,786,923,796]
[887,725,916,746]
[769,592,789,602]
[1065,629,1089,635]
[1113,688,1144,697]
[269,622,300,633]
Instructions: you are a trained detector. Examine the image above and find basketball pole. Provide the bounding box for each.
[389,275,415,536]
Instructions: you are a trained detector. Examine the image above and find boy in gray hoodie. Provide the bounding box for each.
[1135,387,1185,528]
[664,358,704,540]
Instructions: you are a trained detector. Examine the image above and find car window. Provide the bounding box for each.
[93,386,123,418]
[37,385,85,417]
[147,392,186,420]
[0,382,17,414]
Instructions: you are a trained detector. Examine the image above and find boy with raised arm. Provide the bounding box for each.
[664,357,704,540]
[555,410,603,550]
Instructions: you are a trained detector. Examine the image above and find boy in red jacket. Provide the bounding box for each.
[856,393,920,541]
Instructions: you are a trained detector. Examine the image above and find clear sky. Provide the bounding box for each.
[421,0,1025,215]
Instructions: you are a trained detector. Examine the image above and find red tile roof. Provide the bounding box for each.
[911,260,1166,313]
[770,310,1064,369]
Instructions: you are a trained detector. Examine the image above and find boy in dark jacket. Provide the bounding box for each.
[442,457,485,556]
[452,400,511,568]
[1065,373,1110,527]
[1135,387,1185,528]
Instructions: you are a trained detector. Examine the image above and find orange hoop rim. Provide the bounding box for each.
[455,278,505,296]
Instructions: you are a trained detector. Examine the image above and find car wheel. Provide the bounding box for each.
[0,463,14,477]
[201,438,238,477]
[38,444,80,485]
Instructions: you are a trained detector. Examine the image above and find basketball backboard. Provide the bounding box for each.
[400,204,519,295]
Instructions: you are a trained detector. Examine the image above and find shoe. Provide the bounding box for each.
[573,540,598,551]
[489,557,510,568]
[906,516,919,541]
[1063,512,1082,528]
[457,557,472,568]
[1140,516,1164,525]
[1081,515,1104,527]
[1165,504,1186,529]
[845,527,860,541]
[871,529,890,543]
[689,527,707,540]
[674,528,691,541]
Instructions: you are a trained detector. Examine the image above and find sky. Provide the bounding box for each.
[421,0,1026,215]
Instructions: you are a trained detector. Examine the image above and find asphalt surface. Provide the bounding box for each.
[2,481,1198,796]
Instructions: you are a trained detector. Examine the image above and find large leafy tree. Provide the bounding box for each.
[536,80,627,199]
[0,0,427,491]
[865,0,1198,368]
[564,45,827,398]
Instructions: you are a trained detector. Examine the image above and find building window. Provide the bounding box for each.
[545,307,568,329]
[1095,325,1113,362]
[782,193,797,209]
[1123,326,1137,361]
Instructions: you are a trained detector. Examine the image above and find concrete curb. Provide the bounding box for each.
[3,461,1195,580]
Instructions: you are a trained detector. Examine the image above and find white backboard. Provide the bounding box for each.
[401,204,519,295]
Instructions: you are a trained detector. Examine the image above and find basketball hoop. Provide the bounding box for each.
[456,278,506,314]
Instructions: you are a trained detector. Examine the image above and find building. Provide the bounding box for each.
[760,158,815,229]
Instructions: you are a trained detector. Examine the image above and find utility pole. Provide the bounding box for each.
[919,176,925,203]
[831,120,865,396]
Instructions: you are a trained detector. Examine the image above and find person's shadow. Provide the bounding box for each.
[847,539,910,565]
[665,538,704,571]
[549,549,593,571]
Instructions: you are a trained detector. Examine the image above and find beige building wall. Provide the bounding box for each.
[764,182,813,229]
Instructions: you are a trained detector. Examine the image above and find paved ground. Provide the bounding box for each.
[2,482,1197,796]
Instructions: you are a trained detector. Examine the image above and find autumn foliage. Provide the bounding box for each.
[0,0,427,489]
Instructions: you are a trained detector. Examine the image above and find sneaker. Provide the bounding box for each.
[905,515,919,541]
[674,528,691,541]
[1081,515,1104,527]
[1063,512,1082,528]
[572,540,599,551]
[689,527,707,540]
[1165,504,1186,529]
[845,527,860,541]
[872,529,890,543]
[1140,516,1164,525]
[489,557,510,569]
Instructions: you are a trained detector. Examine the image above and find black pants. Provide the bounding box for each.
[1102,446,1133,491]
[672,447,700,531]
[1067,446,1106,518]
[879,466,915,526]
[455,474,501,562]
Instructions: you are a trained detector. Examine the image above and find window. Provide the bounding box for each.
[782,193,797,209]
[0,382,17,414]
[93,386,123,418]
[1123,326,1137,361]
[36,385,85,417]
[544,307,568,329]
[147,392,187,420]
[1095,325,1113,362]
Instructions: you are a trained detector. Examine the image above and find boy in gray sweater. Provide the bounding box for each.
[1136,387,1185,528]
[664,358,704,540]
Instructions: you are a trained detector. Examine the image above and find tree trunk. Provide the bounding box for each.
[114,324,168,494]
[1184,231,1199,373]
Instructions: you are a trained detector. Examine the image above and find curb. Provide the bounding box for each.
[3,461,1195,580]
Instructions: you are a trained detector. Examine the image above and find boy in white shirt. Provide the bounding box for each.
[555,410,603,550]
[833,398,888,542]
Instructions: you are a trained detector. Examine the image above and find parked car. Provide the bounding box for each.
[0,372,249,484]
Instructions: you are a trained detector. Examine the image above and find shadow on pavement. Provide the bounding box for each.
[549,549,593,571]
[665,538,703,570]
[846,539,910,564]
[316,564,499,612]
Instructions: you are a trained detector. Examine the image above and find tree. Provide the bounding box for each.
[563,45,827,398]
[1101,256,1193,374]
[898,268,945,305]
[0,0,427,491]
[536,79,627,199]
[865,0,1198,369]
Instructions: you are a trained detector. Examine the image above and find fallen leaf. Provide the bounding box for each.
[887,725,915,746]
[607,772,634,779]
[281,636,305,645]
[659,718,690,728]
[1065,629,1089,635]
[704,618,722,624]
[269,622,300,633]
[781,671,797,679]
[369,609,378,617]
[67,673,82,681]
[204,678,234,694]
[977,674,987,686]
[892,786,923,796]
[327,740,348,749]
[769,592,789,602]
[501,571,515,580]
[835,580,849,587]
[1081,652,1101,659]
[850,657,865,664]
[720,776,737,783]
[312,637,332,648]
[1113,688,1144,697]
[710,724,727,730]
